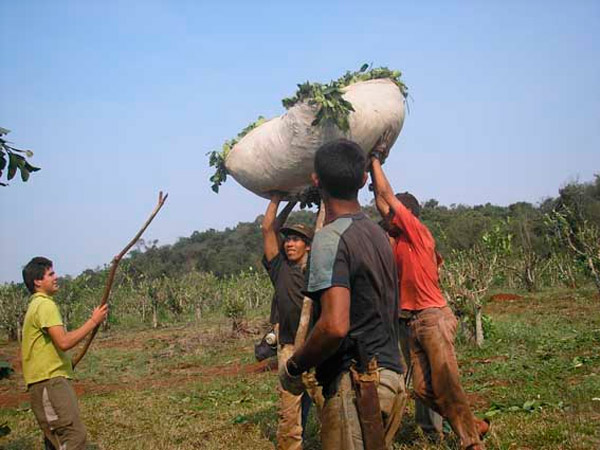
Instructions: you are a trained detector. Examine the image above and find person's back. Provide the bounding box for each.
[308,211,402,390]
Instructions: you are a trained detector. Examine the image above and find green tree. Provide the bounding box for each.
[0,283,28,341]
[441,228,503,347]
[546,206,600,294]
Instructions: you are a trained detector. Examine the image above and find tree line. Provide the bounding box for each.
[1,176,598,345]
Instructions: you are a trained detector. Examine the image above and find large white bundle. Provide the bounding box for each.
[225,79,405,199]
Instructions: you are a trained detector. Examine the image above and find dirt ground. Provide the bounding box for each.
[0,325,277,408]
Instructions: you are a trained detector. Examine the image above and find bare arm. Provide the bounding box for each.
[371,155,424,245]
[370,157,404,215]
[291,286,350,371]
[262,194,296,261]
[373,184,391,219]
[369,129,404,215]
[47,304,108,352]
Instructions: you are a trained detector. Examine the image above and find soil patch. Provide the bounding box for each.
[490,293,523,302]
[0,358,278,408]
[467,392,489,410]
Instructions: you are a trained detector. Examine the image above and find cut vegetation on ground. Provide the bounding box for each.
[1,288,598,450]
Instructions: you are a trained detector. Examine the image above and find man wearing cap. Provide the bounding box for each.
[262,193,316,450]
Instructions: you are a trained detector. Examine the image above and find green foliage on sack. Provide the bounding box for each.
[281,64,407,131]
[207,64,408,193]
[208,116,267,193]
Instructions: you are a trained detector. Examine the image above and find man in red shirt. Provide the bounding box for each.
[369,134,488,450]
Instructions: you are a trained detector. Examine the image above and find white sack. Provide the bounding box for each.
[225,79,405,199]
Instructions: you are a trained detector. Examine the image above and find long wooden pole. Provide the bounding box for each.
[72,191,168,368]
[293,201,325,348]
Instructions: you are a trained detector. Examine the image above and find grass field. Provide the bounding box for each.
[1,288,599,449]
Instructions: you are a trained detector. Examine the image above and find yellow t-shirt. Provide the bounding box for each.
[21,293,73,386]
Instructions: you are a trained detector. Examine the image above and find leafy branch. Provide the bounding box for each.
[208,116,267,193]
[0,127,40,186]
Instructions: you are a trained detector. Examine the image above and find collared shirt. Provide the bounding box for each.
[391,203,447,311]
[22,293,73,386]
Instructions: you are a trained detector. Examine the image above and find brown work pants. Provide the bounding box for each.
[320,369,405,450]
[277,344,323,450]
[398,318,444,438]
[407,306,482,449]
[29,377,87,450]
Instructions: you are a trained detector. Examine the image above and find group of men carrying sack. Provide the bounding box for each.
[262,132,489,450]
[20,132,488,450]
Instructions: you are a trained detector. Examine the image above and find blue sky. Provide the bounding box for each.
[1,0,599,282]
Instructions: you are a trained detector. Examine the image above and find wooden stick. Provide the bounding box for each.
[72,191,168,368]
[293,201,326,348]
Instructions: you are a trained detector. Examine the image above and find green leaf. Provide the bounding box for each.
[24,161,40,172]
[360,63,369,72]
[522,400,535,410]
[7,153,17,180]
[20,166,30,182]
[232,415,248,424]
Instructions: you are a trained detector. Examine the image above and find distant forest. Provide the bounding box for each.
[124,176,600,278]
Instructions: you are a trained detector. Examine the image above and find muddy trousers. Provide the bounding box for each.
[277,344,323,450]
[407,306,482,449]
[320,369,405,450]
[398,318,444,438]
[29,377,87,450]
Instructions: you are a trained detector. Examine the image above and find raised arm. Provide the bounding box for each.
[47,304,108,352]
[369,130,404,215]
[372,183,391,219]
[370,133,424,244]
[262,193,297,262]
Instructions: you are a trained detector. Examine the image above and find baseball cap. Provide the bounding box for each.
[280,223,314,242]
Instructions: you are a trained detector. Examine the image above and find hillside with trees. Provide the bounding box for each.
[123,176,599,279]
[1,176,599,344]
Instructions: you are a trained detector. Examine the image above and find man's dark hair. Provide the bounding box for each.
[22,257,53,294]
[396,192,421,218]
[314,139,367,200]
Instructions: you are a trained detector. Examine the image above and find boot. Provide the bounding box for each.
[477,418,490,440]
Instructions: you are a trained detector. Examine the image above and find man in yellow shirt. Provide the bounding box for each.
[22,256,108,450]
